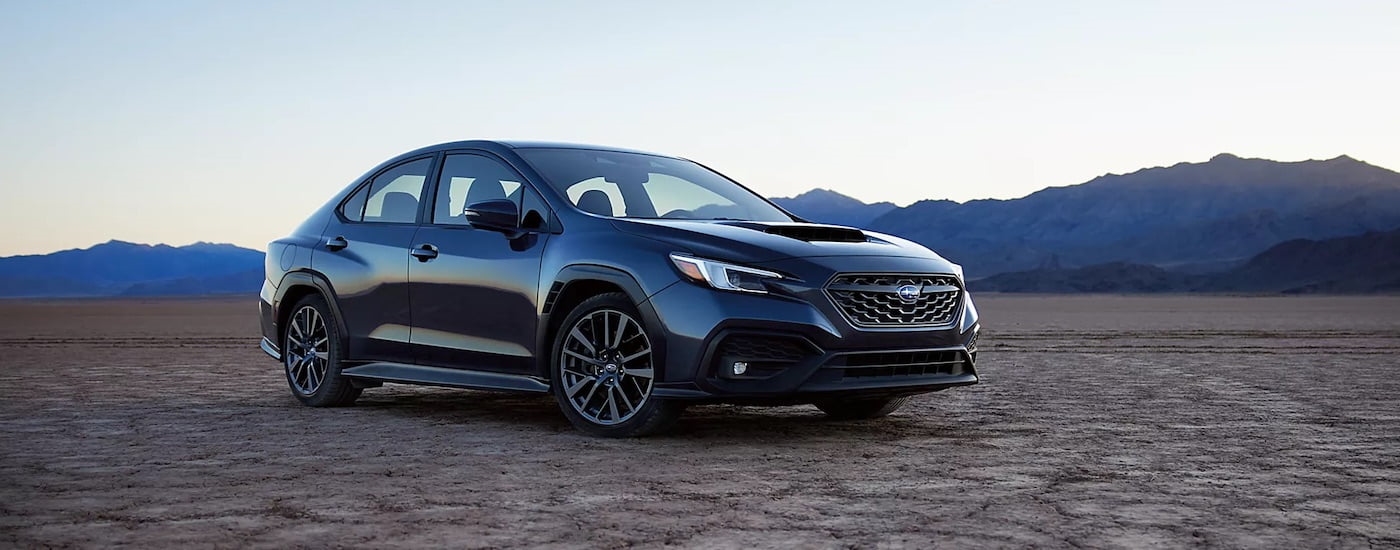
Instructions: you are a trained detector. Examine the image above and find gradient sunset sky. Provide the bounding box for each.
[2,1,1397,256]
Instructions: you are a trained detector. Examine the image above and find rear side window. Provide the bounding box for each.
[362,158,432,224]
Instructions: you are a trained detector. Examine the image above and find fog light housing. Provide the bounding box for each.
[732,361,748,376]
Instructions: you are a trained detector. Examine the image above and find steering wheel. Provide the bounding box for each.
[661,209,693,219]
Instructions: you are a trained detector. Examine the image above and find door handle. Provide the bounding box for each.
[411,244,439,261]
[325,236,348,251]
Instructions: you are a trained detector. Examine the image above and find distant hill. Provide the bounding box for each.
[770,189,897,228]
[862,154,1400,277]
[119,269,266,297]
[972,262,1204,293]
[1212,228,1400,293]
[0,241,264,297]
[973,228,1400,293]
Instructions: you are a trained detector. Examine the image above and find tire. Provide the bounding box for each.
[815,396,910,420]
[282,294,361,407]
[550,292,681,437]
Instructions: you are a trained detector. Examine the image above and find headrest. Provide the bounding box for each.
[577,189,614,216]
[466,178,507,205]
[381,191,418,221]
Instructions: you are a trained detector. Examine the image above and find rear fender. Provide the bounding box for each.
[273,270,350,350]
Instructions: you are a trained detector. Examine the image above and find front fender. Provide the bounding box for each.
[534,263,677,381]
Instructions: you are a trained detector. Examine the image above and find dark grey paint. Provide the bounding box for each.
[259,140,980,403]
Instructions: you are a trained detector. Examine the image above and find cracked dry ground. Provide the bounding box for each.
[1,296,1398,548]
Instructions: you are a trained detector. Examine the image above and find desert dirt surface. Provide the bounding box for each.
[1,295,1398,548]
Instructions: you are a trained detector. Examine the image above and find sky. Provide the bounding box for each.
[1,0,1398,256]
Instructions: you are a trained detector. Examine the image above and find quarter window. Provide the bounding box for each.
[339,182,371,222]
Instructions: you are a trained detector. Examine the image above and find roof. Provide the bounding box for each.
[418,140,679,159]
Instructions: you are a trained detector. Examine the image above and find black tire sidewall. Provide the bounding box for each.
[283,294,359,407]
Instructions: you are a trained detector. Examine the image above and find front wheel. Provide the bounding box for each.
[551,292,681,437]
[815,396,910,420]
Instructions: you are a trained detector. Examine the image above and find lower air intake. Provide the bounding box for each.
[835,349,968,379]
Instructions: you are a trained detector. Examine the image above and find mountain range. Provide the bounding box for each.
[770,189,897,228]
[774,153,1400,282]
[3,153,1399,297]
[0,241,263,297]
[972,228,1400,294]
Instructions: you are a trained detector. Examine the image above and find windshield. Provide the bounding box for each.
[516,148,794,222]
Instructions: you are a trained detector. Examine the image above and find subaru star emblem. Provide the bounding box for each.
[896,284,921,302]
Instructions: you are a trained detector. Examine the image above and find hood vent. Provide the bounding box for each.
[764,225,867,243]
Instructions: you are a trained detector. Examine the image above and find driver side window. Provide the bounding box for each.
[433,154,525,226]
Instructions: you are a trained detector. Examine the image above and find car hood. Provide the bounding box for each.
[612,219,953,265]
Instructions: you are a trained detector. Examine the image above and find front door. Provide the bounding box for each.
[407,152,550,373]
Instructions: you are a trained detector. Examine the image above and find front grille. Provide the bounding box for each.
[825,274,962,328]
[836,349,967,379]
[716,334,819,363]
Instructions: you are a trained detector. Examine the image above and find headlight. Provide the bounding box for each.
[669,254,782,294]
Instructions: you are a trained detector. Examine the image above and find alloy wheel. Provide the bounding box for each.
[559,308,654,425]
[285,305,330,396]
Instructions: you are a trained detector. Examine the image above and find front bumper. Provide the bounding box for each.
[644,266,980,402]
[260,337,282,361]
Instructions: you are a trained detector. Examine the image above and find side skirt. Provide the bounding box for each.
[340,362,551,394]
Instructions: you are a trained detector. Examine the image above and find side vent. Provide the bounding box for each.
[764,225,867,243]
[542,281,565,314]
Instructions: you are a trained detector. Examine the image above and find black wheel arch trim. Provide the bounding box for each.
[273,270,350,350]
[535,264,673,381]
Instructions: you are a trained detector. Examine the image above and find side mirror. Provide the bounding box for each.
[464,199,520,234]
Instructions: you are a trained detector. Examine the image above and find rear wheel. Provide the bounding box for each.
[283,295,361,407]
[815,396,909,420]
[551,292,681,437]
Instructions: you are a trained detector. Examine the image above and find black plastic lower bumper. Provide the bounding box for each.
[645,278,980,402]
[653,330,979,402]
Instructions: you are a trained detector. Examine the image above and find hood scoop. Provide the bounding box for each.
[763,224,868,243]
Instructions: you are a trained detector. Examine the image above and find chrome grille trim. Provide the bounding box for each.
[824,273,963,328]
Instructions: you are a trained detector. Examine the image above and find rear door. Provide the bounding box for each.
[407,151,551,373]
[313,155,435,363]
